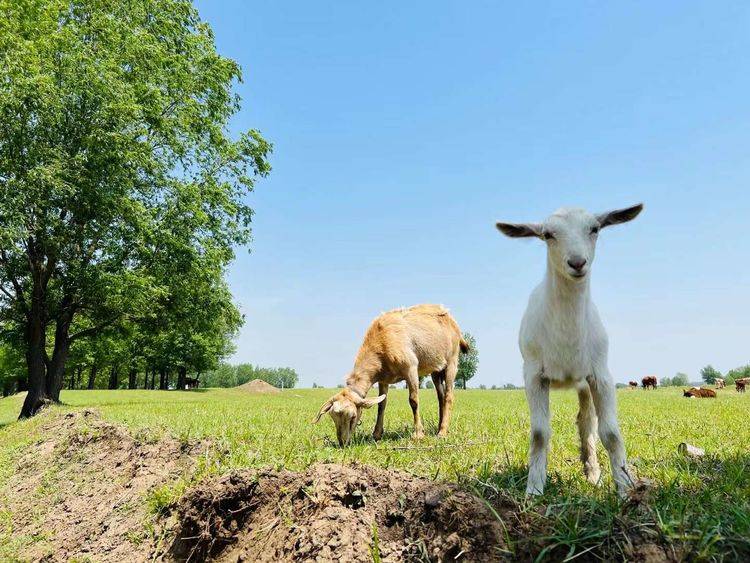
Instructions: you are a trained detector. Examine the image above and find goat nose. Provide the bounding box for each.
[567,257,587,271]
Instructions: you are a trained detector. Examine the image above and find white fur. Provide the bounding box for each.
[497,204,643,497]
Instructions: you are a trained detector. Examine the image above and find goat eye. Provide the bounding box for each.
[590,226,600,235]
[543,232,555,241]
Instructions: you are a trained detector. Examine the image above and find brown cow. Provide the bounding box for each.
[684,388,717,398]
[736,378,748,393]
[641,376,657,390]
[628,381,638,389]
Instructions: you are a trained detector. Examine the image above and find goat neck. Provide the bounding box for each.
[544,258,591,313]
[345,364,378,399]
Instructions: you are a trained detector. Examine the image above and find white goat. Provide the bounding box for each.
[496,204,643,497]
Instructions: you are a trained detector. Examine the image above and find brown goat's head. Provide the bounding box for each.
[313,388,386,446]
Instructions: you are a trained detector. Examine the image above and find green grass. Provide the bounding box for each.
[1,386,749,559]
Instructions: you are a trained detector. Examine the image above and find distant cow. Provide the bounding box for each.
[715,378,725,389]
[736,378,748,393]
[628,381,638,389]
[684,388,717,398]
[641,376,657,390]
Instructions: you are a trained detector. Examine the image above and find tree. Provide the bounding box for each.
[425,380,434,389]
[0,0,271,417]
[700,365,721,385]
[456,333,478,389]
[672,372,690,387]
[0,342,24,396]
[660,377,672,387]
[725,365,750,386]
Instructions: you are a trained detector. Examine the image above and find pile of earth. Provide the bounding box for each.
[236,379,281,394]
[168,463,509,562]
[1,410,205,562]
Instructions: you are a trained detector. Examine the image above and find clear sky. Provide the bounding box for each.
[195,1,750,388]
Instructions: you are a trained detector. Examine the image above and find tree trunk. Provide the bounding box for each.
[19,282,50,419]
[47,312,73,402]
[108,365,119,390]
[128,368,137,389]
[75,365,83,389]
[88,365,98,390]
[177,366,187,390]
[159,368,167,390]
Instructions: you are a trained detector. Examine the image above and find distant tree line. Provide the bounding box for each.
[659,373,690,387]
[700,364,749,386]
[201,363,299,389]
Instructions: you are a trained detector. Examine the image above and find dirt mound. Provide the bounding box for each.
[2,410,204,562]
[237,379,280,394]
[169,463,508,562]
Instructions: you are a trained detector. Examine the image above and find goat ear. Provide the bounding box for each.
[596,203,643,228]
[361,394,387,409]
[313,399,333,423]
[495,222,543,239]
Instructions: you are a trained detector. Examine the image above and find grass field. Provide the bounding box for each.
[1,386,749,560]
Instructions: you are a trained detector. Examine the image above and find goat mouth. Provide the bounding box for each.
[570,272,587,279]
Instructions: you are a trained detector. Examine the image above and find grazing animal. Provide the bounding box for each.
[736,378,748,393]
[715,378,725,389]
[641,376,658,390]
[628,381,638,389]
[496,203,643,497]
[313,304,468,446]
[683,388,717,398]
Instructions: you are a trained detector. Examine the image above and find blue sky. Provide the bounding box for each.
[195,1,750,387]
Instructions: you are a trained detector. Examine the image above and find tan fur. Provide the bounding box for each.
[314,304,466,445]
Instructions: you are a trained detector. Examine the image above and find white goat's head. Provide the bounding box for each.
[313,388,386,446]
[496,204,643,282]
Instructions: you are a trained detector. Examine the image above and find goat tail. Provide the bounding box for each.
[459,338,470,354]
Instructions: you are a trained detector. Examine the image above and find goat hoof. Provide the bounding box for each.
[585,467,601,485]
[412,431,425,440]
[436,431,448,438]
[372,432,382,441]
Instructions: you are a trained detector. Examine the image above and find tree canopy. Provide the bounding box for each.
[700,365,721,385]
[0,0,270,417]
[456,332,478,389]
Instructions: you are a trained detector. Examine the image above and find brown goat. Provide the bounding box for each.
[641,375,657,390]
[314,304,468,446]
[683,388,717,398]
[715,378,725,389]
[736,378,748,393]
[628,381,638,389]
